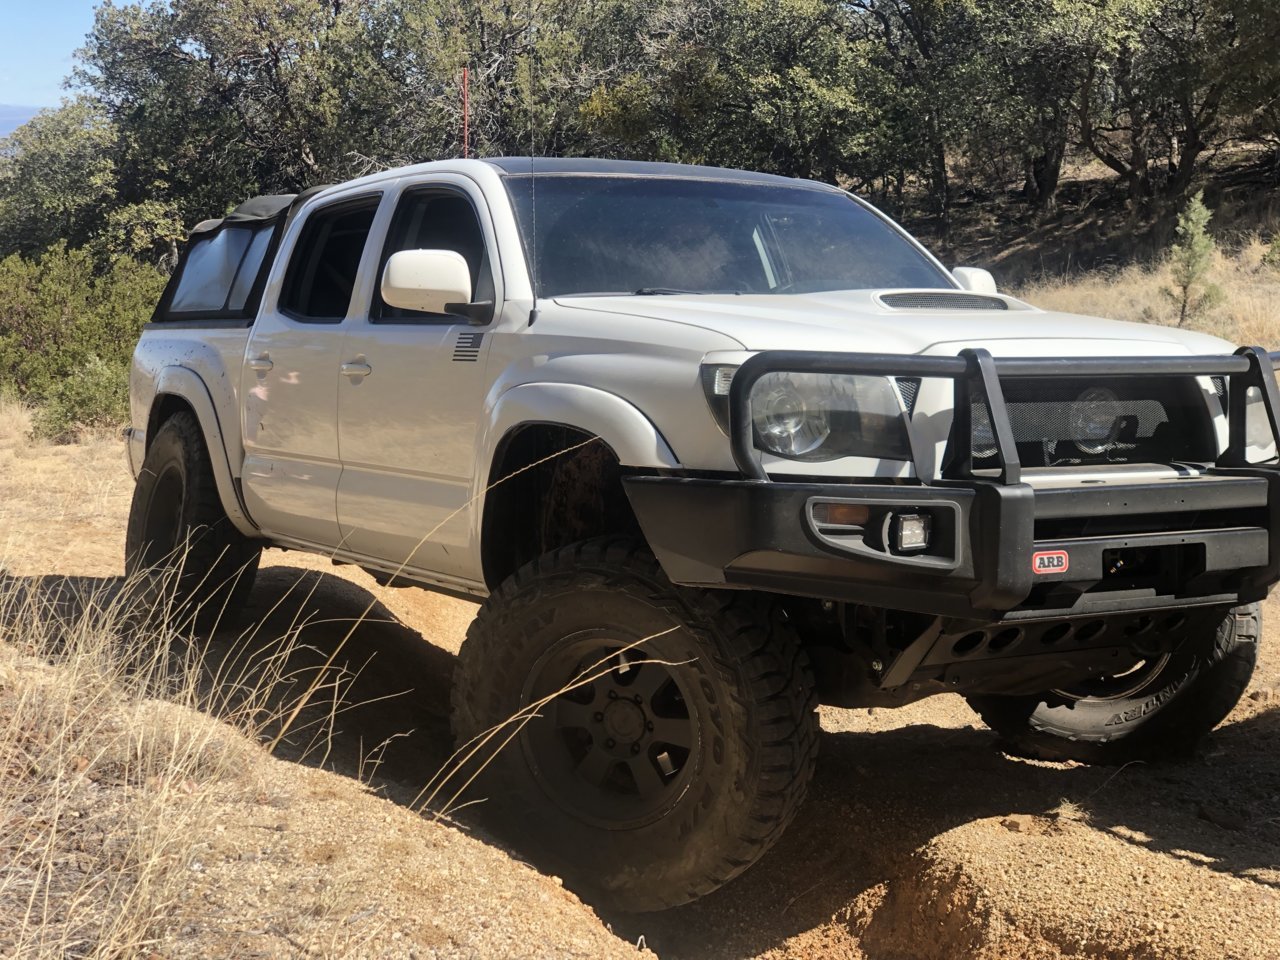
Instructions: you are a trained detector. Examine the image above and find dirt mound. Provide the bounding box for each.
[3,420,1278,958]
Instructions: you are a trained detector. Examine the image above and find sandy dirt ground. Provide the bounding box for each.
[2,429,1277,958]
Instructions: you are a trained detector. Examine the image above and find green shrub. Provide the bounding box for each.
[0,244,163,437]
[30,355,131,442]
[1161,191,1223,327]
[1264,235,1280,271]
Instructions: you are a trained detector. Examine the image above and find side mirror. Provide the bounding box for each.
[381,249,473,316]
[952,266,998,295]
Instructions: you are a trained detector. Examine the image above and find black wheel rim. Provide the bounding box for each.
[1051,654,1172,702]
[520,631,699,829]
[140,463,186,567]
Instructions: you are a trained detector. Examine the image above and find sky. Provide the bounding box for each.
[0,0,100,117]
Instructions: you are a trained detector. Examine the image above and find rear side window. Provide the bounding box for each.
[280,196,381,321]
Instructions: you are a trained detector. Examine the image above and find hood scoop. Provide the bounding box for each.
[880,291,1007,311]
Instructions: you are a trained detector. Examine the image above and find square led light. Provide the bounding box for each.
[895,513,931,552]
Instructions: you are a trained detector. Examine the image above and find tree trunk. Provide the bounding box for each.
[930,137,949,236]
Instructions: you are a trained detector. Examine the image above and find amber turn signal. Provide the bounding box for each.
[811,502,871,526]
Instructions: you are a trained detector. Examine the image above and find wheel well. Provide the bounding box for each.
[481,424,643,588]
[146,394,198,453]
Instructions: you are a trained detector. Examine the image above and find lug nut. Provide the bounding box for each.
[594,712,604,722]
[631,744,641,754]
[606,739,616,748]
[646,721,654,731]
[633,695,643,704]
[607,690,618,700]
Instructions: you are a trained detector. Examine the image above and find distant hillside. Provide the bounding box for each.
[0,104,38,137]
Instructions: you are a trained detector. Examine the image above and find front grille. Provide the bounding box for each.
[969,376,1217,468]
[897,377,921,416]
[881,292,1008,311]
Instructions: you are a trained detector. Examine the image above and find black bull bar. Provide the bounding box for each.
[727,346,1280,484]
[624,346,1280,622]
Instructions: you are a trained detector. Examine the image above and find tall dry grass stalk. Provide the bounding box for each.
[0,431,625,955]
[0,559,386,957]
[1015,236,1280,348]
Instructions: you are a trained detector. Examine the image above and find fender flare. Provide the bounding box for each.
[149,366,259,537]
[482,382,681,477]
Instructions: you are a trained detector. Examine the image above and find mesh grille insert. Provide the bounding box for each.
[969,376,1215,467]
[897,377,921,416]
[881,292,1008,311]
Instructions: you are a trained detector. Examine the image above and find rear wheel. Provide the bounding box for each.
[450,538,818,912]
[124,410,261,627]
[967,604,1259,764]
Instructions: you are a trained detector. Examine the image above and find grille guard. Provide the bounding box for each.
[728,346,1280,483]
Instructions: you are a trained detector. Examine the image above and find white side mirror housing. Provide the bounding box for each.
[952,266,998,295]
[381,249,473,315]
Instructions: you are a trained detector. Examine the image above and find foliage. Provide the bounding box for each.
[0,98,118,256]
[1262,235,1280,271]
[31,355,132,441]
[1162,191,1222,326]
[0,245,164,438]
[0,0,1270,258]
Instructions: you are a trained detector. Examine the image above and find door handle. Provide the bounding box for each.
[340,361,372,378]
[248,356,273,373]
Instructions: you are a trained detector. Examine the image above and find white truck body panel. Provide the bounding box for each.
[127,157,1245,598]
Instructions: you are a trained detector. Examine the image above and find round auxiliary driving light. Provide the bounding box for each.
[1070,386,1122,455]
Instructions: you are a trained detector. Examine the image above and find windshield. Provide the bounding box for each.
[504,175,952,298]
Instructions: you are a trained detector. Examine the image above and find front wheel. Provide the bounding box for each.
[967,603,1259,764]
[450,538,818,912]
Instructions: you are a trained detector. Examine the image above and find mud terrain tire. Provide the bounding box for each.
[450,538,818,912]
[967,604,1259,764]
[125,410,261,627]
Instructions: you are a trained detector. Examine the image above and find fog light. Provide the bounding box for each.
[894,513,931,552]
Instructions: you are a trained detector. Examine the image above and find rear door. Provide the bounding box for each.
[334,175,500,582]
[240,191,386,546]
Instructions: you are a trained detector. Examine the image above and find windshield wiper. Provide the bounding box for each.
[553,288,739,298]
[635,287,745,295]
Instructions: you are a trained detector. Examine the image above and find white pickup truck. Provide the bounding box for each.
[125,158,1278,911]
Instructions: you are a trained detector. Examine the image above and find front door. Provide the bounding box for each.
[240,192,384,546]
[335,179,499,582]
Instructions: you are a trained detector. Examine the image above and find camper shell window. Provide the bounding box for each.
[152,191,319,325]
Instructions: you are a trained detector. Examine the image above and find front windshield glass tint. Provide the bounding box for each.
[504,175,952,298]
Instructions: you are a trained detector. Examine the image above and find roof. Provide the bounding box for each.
[480,157,840,191]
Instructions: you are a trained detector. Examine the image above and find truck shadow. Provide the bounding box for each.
[4,565,1278,959]
[622,706,1280,958]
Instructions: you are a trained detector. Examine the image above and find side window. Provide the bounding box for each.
[372,189,494,322]
[280,196,381,322]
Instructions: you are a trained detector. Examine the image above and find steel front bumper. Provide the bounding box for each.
[624,346,1280,622]
[623,471,1280,621]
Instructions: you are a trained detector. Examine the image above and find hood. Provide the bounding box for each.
[554,289,1236,356]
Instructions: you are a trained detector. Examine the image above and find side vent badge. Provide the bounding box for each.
[453,331,484,362]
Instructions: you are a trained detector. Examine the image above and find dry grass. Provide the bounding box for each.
[0,416,648,958]
[0,567,400,958]
[1015,237,1280,348]
[0,397,133,577]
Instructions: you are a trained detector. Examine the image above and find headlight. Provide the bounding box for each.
[752,374,831,456]
[749,372,911,462]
